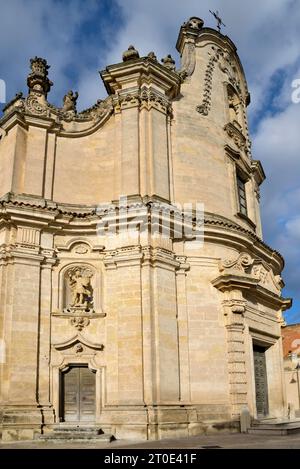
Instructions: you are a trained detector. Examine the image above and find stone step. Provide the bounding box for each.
[40,432,113,441]
[248,422,300,436]
[51,426,102,433]
[37,425,115,442]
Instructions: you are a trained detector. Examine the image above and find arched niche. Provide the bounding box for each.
[56,262,102,314]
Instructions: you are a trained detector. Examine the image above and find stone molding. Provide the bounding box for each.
[52,333,104,352]
[0,193,285,272]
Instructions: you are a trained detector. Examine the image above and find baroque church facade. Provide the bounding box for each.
[0,17,291,441]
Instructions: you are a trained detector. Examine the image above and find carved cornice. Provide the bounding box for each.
[101,57,181,98]
[0,194,285,271]
[103,245,179,271]
[251,160,266,186]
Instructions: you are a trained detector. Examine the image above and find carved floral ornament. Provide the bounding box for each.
[196,46,247,116]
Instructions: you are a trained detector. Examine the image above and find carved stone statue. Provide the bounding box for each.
[161,54,176,71]
[62,90,78,113]
[67,268,93,308]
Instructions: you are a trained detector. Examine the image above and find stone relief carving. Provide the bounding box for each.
[74,343,84,353]
[139,88,171,114]
[74,243,90,254]
[220,252,253,273]
[70,317,90,331]
[252,264,268,284]
[179,43,196,79]
[219,49,241,92]
[220,252,283,294]
[227,85,242,128]
[77,96,114,121]
[26,93,50,116]
[196,47,247,119]
[224,122,247,152]
[196,47,221,115]
[65,266,94,312]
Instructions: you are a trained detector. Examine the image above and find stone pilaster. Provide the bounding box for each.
[175,255,191,403]
[223,293,248,419]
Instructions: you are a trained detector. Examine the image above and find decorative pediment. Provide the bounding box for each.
[56,238,105,254]
[52,333,104,352]
[218,252,283,295]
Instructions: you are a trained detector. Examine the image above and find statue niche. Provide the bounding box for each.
[64,266,94,313]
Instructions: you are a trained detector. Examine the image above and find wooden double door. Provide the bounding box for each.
[60,365,96,422]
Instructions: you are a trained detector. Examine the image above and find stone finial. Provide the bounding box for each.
[62,90,79,113]
[161,54,176,71]
[27,57,53,97]
[147,51,157,61]
[122,45,140,62]
[183,16,204,31]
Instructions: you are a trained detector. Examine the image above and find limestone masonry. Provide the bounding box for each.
[0,16,292,441]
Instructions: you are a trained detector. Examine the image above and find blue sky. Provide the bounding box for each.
[0,0,299,324]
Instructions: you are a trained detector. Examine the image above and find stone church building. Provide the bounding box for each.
[0,17,291,441]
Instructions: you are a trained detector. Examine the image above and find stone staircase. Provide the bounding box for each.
[38,425,115,442]
[248,418,300,436]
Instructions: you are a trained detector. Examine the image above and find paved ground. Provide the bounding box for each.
[1,432,300,449]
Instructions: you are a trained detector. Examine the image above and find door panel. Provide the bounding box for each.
[253,346,269,417]
[79,367,96,421]
[62,366,95,422]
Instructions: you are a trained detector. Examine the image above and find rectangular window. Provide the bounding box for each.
[237,174,248,216]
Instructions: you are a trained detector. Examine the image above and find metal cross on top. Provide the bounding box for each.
[209,10,226,33]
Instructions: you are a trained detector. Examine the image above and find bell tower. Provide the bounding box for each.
[174,16,264,238]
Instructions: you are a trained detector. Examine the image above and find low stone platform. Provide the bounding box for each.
[38,425,114,442]
[248,419,300,436]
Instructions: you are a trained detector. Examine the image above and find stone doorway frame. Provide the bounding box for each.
[253,344,269,418]
[248,329,285,420]
[51,335,106,424]
[59,363,97,423]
